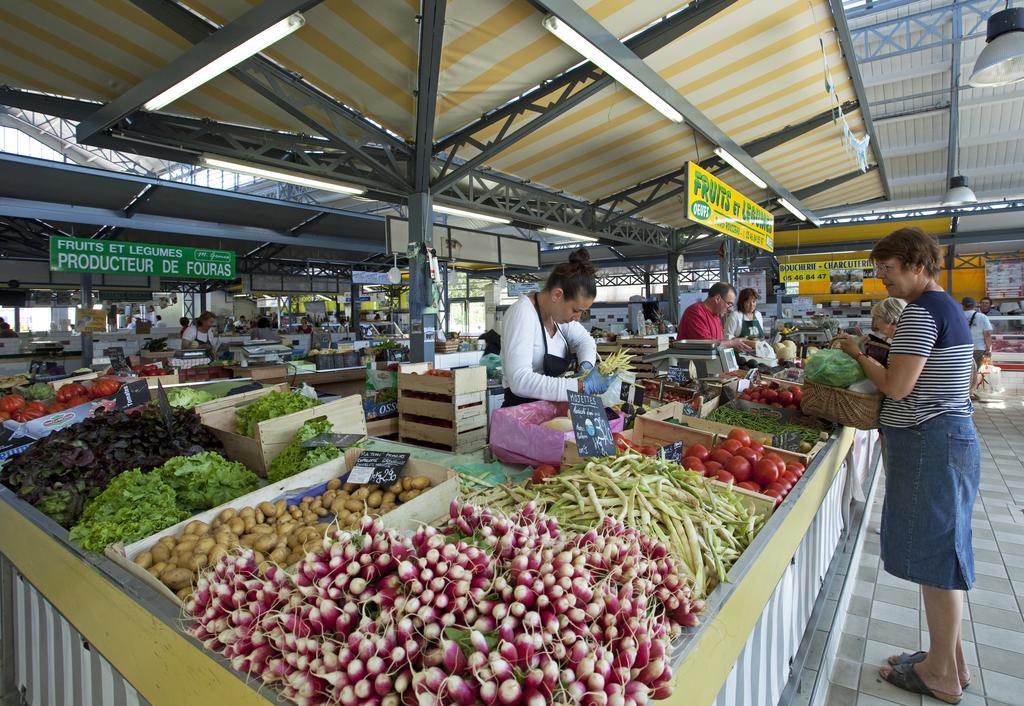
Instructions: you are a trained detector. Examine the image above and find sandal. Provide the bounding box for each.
[880,662,961,704]
[887,651,971,688]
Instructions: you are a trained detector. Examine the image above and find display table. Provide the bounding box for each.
[0,428,859,706]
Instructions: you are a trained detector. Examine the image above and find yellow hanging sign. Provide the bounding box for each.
[685,162,774,252]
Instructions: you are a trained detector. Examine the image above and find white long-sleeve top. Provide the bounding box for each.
[723,310,764,339]
[501,294,597,402]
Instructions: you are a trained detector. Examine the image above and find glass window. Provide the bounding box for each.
[449,302,468,334]
[447,271,468,298]
[468,302,486,335]
[468,276,493,299]
[18,307,55,333]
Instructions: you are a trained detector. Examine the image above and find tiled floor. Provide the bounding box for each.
[823,401,1024,706]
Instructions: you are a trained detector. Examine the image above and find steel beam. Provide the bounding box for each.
[532,0,816,222]
[848,0,999,62]
[592,102,860,227]
[792,164,879,200]
[413,0,446,192]
[77,1,320,141]
[0,196,384,253]
[827,0,893,200]
[946,4,962,184]
[127,0,411,191]
[431,0,739,192]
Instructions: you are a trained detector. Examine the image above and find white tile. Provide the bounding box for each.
[972,622,1024,653]
[981,669,1024,704]
[871,601,919,628]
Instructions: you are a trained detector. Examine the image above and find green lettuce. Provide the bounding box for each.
[267,417,341,483]
[69,470,187,551]
[157,451,261,513]
[236,391,319,437]
[164,387,217,409]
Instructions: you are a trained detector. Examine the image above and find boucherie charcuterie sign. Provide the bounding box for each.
[49,236,236,280]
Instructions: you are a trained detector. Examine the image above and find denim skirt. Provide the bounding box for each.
[879,414,980,591]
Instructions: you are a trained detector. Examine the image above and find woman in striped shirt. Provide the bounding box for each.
[835,227,978,705]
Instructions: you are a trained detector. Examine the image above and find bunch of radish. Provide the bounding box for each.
[679,429,806,505]
[187,501,700,705]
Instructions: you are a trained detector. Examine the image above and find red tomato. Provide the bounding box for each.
[639,446,658,457]
[764,482,787,495]
[682,457,706,473]
[763,389,779,402]
[720,439,743,454]
[715,469,735,484]
[749,440,765,455]
[685,444,710,462]
[785,461,806,477]
[778,390,794,405]
[790,387,803,402]
[762,488,783,505]
[776,476,794,491]
[0,410,9,421]
[727,429,751,447]
[67,395,90,408]
[782,470,801,486]
[703,460,724,475]
[737,481,761,492]
[710,448,734,466]
[765,452,786,471]
[753,459,780,486]
[531,465,558,484]
[726,456,752,483]
[736,447,759,464]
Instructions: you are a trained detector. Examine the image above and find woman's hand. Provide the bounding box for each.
[834,333,862,360]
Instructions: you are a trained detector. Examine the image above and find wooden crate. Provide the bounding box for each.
[366,416,399,438]
[201,393,367,476]
[397,364,487,397]
[399,418,488,453]
[48,371,98,392]
[398,390,487,431]
[144,372,180,388]
[193,382,289,420]
[105,449,457,605]
[632,413,718,450]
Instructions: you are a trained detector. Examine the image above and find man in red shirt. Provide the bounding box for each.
[678,282,753,352]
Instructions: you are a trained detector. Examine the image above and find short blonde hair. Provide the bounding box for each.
[871,297,906,325]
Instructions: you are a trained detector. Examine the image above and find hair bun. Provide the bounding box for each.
[568,247,591,265]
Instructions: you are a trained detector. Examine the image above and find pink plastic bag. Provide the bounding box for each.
[489,400,625,467]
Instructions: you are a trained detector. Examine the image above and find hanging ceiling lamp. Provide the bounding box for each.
[968,7,1024,87]
[942,175,978,206]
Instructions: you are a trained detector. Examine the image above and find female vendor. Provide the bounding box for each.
[723,287,765,339]
[501,249,613,406]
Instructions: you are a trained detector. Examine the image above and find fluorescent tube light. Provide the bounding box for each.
[200,155,366,195]
[433,204,511,224]
[144,13,305,111]
[539,227,598,242]
[713,147,768,189]
[777,197,807,221]
[542,15,684,124]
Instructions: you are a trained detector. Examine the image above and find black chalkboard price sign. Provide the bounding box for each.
[666,366,688,384]
[347,451,410,486]
[662,440,684,462]
[771,431,803,452]
[566,391,616,457]
[104,346,130,374]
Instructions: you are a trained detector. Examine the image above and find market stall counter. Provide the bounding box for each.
[0,423,869,706]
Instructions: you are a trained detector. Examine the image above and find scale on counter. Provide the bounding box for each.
[233,340,293,366]
[178,348,211,362]
[669,339,739,377]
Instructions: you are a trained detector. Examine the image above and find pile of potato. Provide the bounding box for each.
[330,475,432,530]
[132,475,434,601]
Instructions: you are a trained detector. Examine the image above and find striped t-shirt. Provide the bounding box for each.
[880,291,974,428]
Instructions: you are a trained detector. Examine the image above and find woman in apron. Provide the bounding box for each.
[724,288,766,340]
[500,249,613,406]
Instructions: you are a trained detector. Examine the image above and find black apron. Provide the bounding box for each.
[739,316,765,338]
[502,295,574,408]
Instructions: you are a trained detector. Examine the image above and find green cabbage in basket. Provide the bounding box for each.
[804,349,866,388]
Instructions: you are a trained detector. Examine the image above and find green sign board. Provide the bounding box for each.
[50,237,236,280]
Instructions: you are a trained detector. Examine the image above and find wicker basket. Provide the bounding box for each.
[801,379,882,430]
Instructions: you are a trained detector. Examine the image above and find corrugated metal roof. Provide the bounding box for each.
[0,0,888,228]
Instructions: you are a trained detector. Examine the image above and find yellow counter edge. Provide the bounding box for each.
[665,426,855,706]
[0,499,272,706]
[0,427,854,706]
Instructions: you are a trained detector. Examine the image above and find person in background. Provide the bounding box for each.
[145,305,157,324]
[962,296,993,400]
[860,297,905,366]
[297,317,314,334]
[501,248,610,406]
[834,227,977,704]
[155,315,163,326]
[677,282,753,352]
[252,316,281,342]
[236,315,249,332]
[0,322,18,338]
[978,296,994,316]
[723,287,765,339]
[181,311,220,355]
[179,317,190,337]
